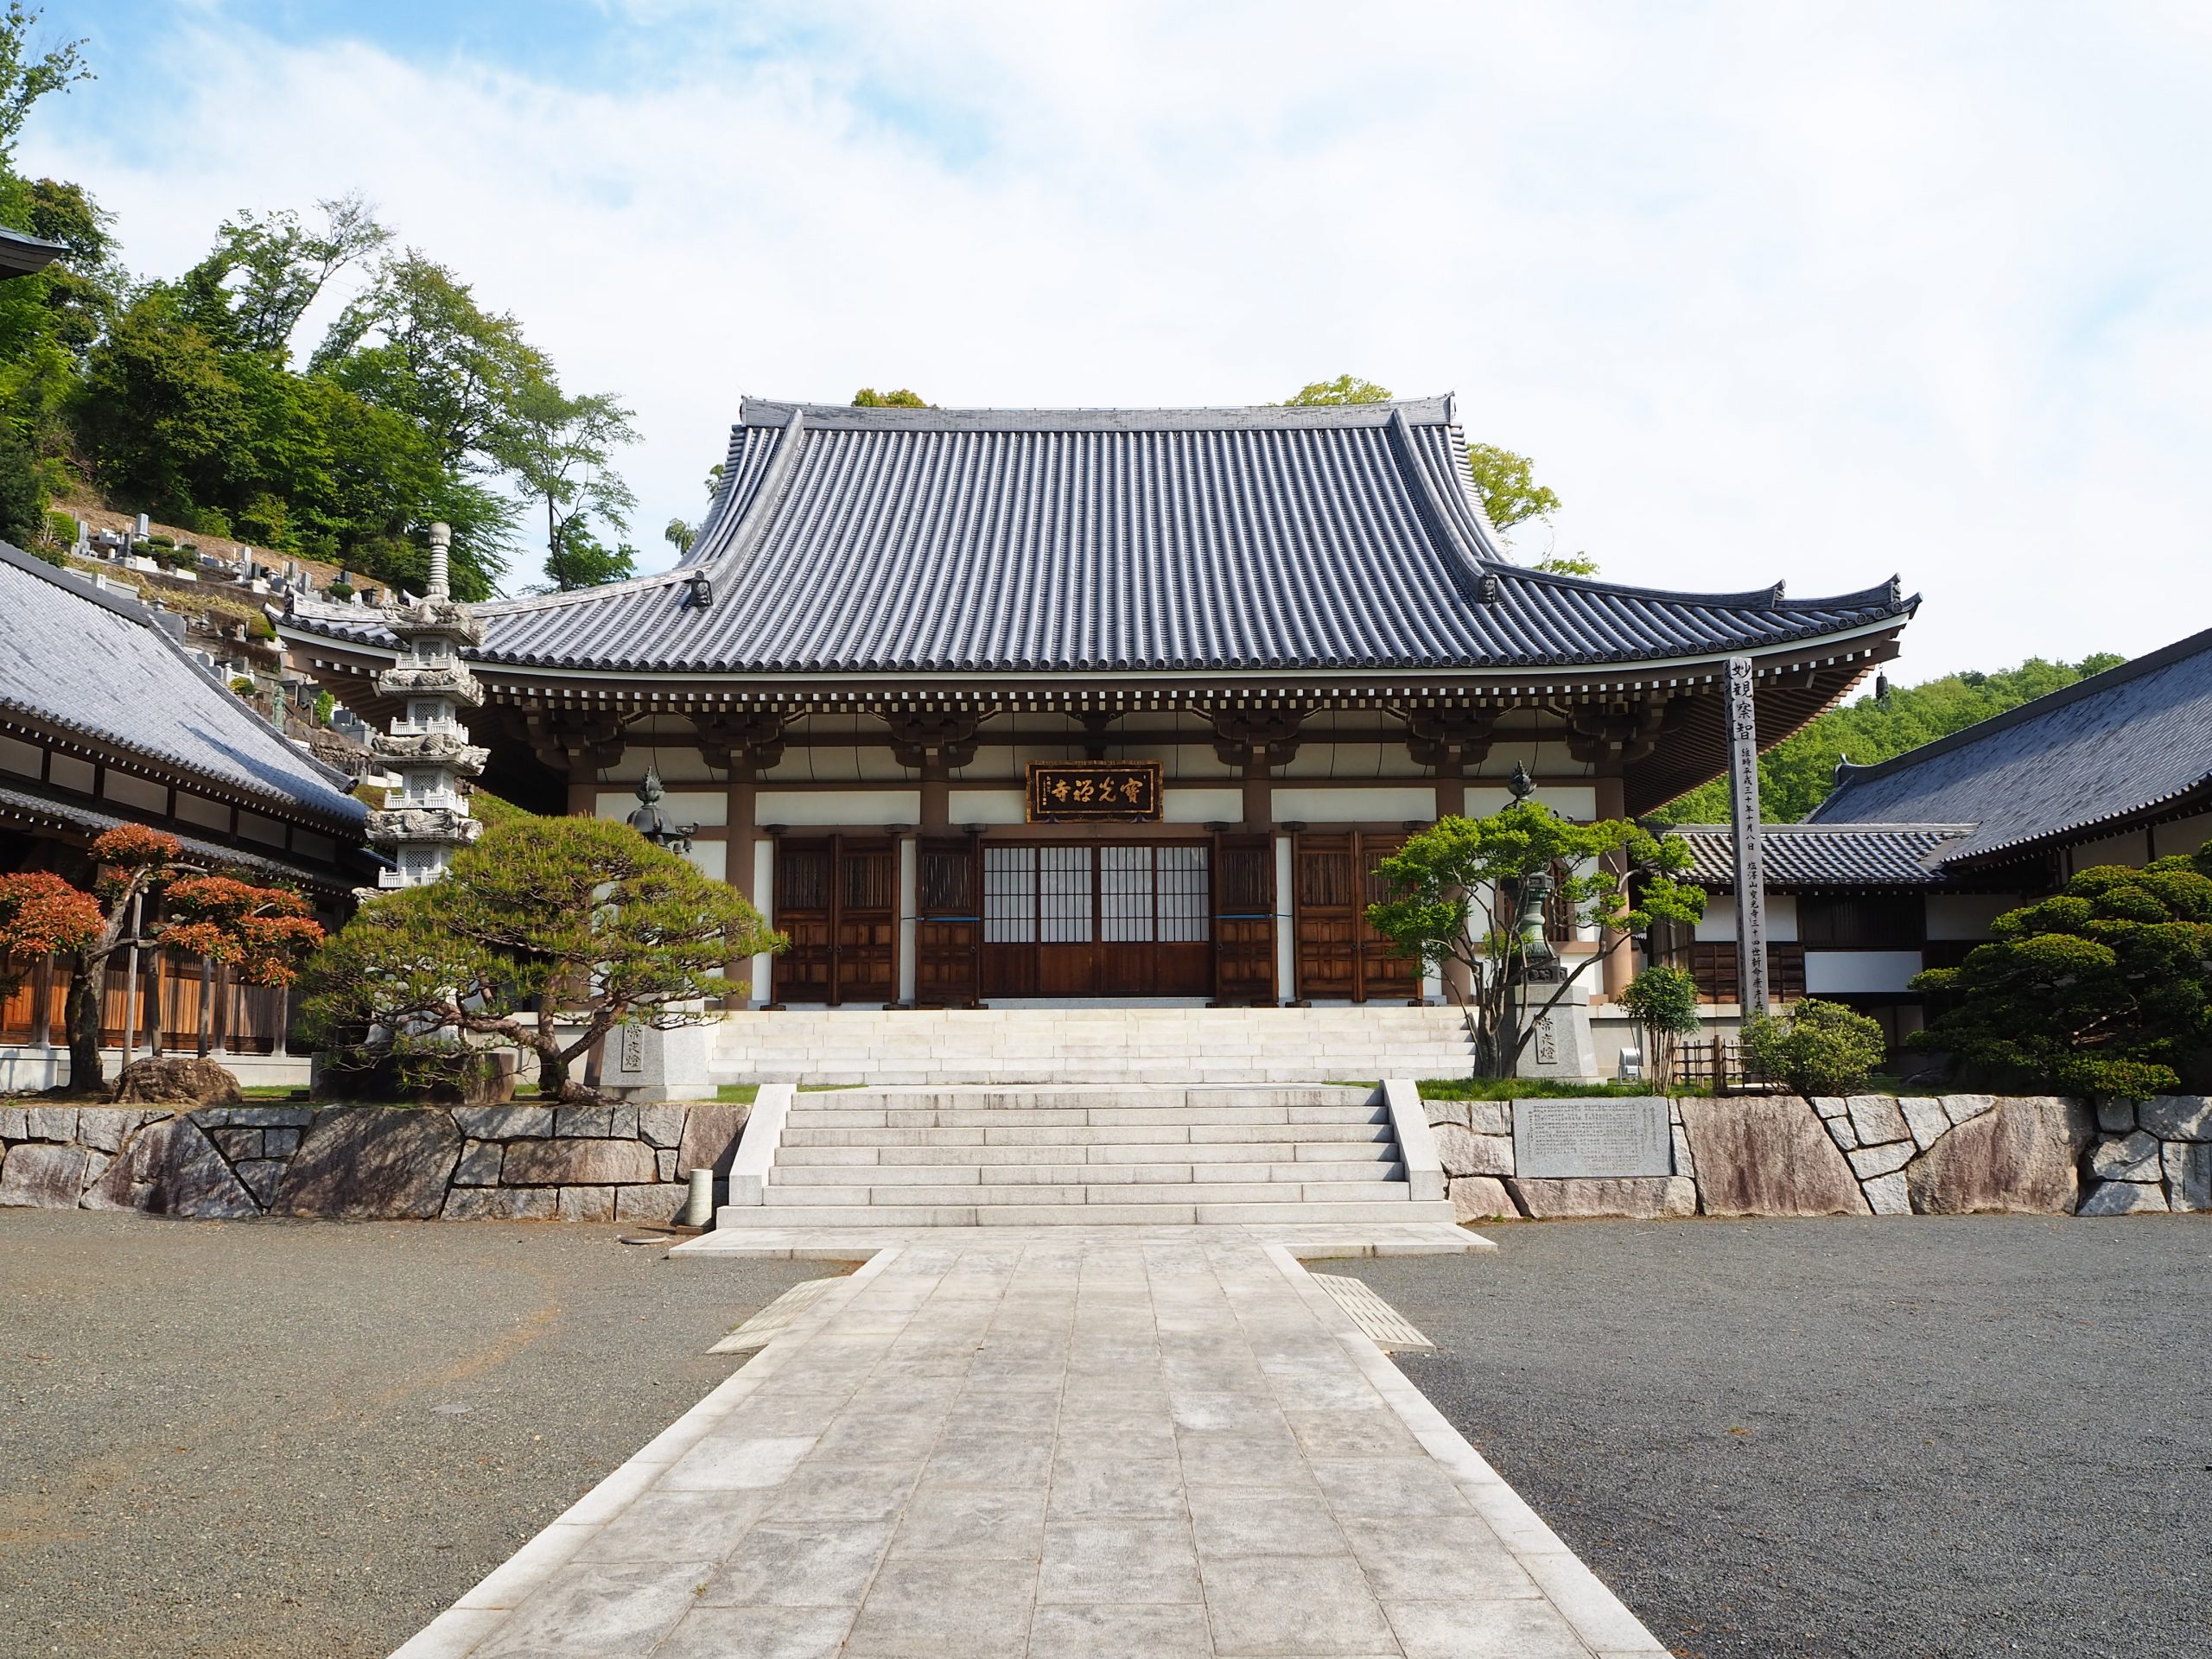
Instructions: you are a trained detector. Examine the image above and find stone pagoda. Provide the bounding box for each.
[364,523,486,887]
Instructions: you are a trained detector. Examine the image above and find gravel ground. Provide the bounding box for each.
[0,1210,825,1659]
[1344,1216,2212,1659]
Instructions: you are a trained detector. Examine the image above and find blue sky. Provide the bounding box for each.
[21,2,2212,676]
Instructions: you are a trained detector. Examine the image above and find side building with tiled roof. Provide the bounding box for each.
[1652,626,2212,1053]
[1,541,371,1089]
[281,394,1916,1014]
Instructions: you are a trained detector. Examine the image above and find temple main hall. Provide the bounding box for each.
[278,396,1914,1012]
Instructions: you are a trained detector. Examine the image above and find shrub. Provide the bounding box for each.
[44,509,76,546]
[145,533,175,549]
[313,690,334,726]
[1740,998,1887,1096]
[229,676,257,696]
[1619,963,1702,1084]
[324,579,353,601]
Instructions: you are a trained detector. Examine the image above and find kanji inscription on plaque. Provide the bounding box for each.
[1025,761,1164,823]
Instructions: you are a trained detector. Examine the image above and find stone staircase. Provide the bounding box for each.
[715,1084,1454,1230]
[710,1007,1476,1088]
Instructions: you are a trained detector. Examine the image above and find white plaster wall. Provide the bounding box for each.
[683,841,728,882]
[1691,892,1796,942]
[1804,950,1923,994]
[948,788,1027,825]
[1271,785,1436,824]
[175,792,228,830]
[747,838,774,1007]
[2153,810,2212,859]
[49,753,92,792]
[754,789,922,827]
[1164,787,1243,824]
[899,838,918,1004]
[2069,827,2152,871]
[0,734,38,775]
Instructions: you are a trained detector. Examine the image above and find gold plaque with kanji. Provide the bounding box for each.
[1025,760,1163,823]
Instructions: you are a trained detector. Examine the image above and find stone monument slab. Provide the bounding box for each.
[1512,1096,1671,1179]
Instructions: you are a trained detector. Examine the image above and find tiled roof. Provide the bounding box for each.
[0,543,365,831]
[1808,628,2212,863]
[1668,823,1976,889]
[285,397,1914,677]
[0,781,354,891]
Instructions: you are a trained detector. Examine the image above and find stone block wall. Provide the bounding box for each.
[0,1101,750,1224]
[1418,1092,2208,1221]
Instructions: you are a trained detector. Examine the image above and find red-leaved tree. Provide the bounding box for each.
[0,826,326,1095]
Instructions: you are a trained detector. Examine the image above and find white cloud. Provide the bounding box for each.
[19,0,2212,677]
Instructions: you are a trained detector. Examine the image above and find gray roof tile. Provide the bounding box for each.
[1669,823,1976,889]
[1808,628,2212,862]
[0,544,364,830]
[287,397,1913,677]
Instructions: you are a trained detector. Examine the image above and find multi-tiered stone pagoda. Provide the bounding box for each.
[363,523,485,887]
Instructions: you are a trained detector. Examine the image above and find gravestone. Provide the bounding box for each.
[1512,1095,1671,1178]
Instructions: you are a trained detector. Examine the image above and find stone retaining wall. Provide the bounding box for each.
[1421,1093,2209,1221]
[0,1101,749,1224]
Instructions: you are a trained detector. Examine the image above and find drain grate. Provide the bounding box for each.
[709,1275,847,1354]
[1310,1274,1435,1351]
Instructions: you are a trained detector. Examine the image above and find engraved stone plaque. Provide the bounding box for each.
[1512,1096,1672,1179]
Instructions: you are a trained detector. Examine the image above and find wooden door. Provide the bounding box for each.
[771,838,835,1004]
[834,838,897,1006]
[1212,832,1276,1005]
[916,837,980,1007]
[1292,835,1358,1000]
[980,841,1213,999]
[1357,835,1422,1001]
[1099,843,1212,997]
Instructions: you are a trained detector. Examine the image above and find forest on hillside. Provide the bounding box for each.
[1657,653,2126,824]
[0,9,639,601]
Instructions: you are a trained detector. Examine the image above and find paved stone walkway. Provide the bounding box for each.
[395,1231,1663,1658]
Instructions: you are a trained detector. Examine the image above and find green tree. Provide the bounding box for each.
[0,416,38,544]
[1364,798,1704,1077]
[0,4,86,165]
[174,194,388,360]
[496,378,639,589]
[317,251,549,591]
[1909,848,2212,1097]
[299,815,783,1105]
[1463,442,1560,532]
[664,516,696,556]
[1659,653,2127,824]
[852,387,927,406]
[0,7,102,512]
[71,287,251,515]
[1282,373,1393,405]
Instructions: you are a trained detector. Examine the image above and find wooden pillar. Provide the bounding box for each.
[1592,770,1633,999]
[725,768,759,1009]
[919,753,951,830]
[1433,753,1465,822]
[1241,748,1272,834]
[565,765,597,818]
